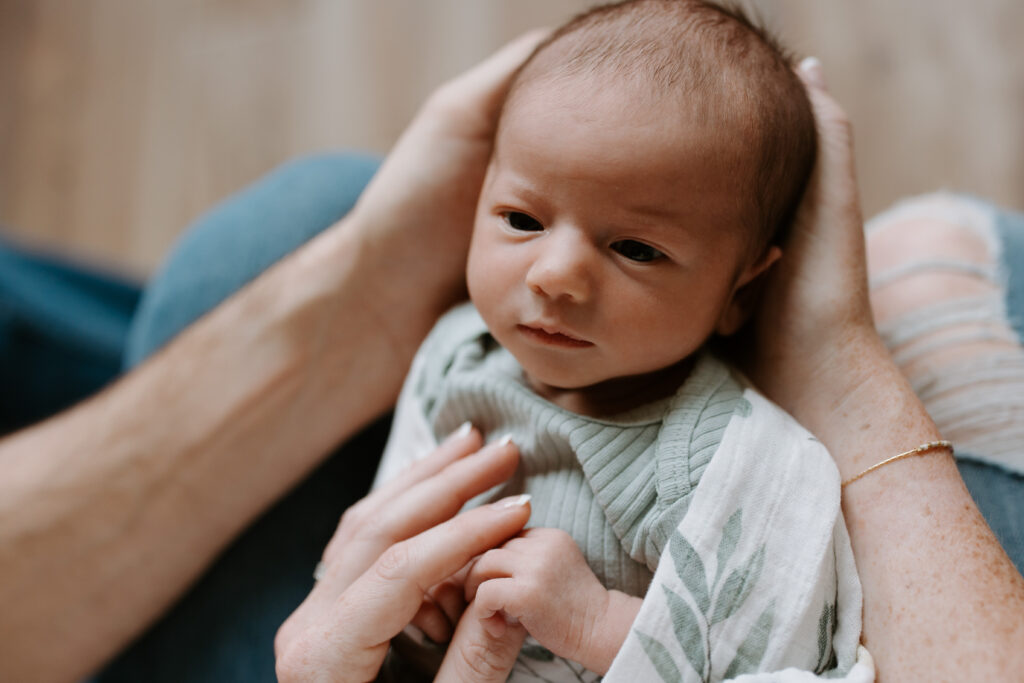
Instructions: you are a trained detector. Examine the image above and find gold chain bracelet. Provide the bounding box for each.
[841,440,954,488]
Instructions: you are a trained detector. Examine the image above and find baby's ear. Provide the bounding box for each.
[715,245,782,336]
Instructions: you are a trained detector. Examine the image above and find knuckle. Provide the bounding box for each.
[341,502,389,543]
[274,638,311,683]
[829,105,851,130]
[375,541,413,581]
[455,638,515,680]
[548,528,574,545]
[833,114,854,142]
[338,502,365,533]
[478,548,501,567]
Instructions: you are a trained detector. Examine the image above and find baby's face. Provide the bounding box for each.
[467,76,774,400]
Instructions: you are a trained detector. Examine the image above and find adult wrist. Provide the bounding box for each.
[346,202,470,330]
[783,326,943,481]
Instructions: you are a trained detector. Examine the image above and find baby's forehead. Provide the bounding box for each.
[504,43,755,136]
[496,67,756,175]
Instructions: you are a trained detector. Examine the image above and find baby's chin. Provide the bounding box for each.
[519,365,602,395]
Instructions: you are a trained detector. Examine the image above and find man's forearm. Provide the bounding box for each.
[792,332,1024,681]
[0,217,452,682]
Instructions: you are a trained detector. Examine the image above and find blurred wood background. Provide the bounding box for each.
[2,0,1022,274]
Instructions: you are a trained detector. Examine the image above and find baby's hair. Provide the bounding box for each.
[503,0,817,251]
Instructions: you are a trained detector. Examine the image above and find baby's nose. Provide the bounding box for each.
[524,232,594,302]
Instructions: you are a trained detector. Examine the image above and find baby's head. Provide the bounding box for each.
[467,0,815,406]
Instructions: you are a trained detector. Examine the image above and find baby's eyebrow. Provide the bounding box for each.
[623,203,680,221]
[493,174,546,205]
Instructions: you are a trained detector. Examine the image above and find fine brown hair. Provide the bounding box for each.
[502,0,817,250]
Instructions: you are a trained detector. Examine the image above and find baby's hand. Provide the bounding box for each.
[464,528,642,674]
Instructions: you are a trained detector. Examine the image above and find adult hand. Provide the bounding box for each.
[739,58,880,420]
[731,58,1024,683]
[275,426,531,683]
[348,30,548,327]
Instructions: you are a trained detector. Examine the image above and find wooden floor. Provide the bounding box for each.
[2,0,1022,273]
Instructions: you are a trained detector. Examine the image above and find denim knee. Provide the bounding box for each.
[124,152,380,368]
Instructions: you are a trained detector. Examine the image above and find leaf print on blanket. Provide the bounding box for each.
[814,600,838,673]
[636,508,771,682]
[511,642,603,683]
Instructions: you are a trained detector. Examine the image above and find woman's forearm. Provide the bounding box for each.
[0,217,455,683]
[0,31,546,682]
[792,330,1024,681]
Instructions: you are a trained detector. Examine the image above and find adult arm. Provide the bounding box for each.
[0,32,545,683]
[745,59,1024,681]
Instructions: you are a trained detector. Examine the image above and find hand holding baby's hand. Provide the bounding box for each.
[465,528,641,675]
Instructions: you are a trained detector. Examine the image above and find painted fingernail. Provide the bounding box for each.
[497,494,531,509]
[497,433,514,447]
[798,56,826,89]
[453,421,473,439]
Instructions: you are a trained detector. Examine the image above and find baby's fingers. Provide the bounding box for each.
[474,577,523,632]
[463,548,518,602]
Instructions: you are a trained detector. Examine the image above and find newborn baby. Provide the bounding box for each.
[376,1,863,681]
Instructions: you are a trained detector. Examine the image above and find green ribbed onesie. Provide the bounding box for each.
[386,303,753,598]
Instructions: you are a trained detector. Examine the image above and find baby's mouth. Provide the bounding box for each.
[516,324,593,348]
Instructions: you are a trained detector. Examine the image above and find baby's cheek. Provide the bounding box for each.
[465,239,490,304]
[465,252,492,314]
[467,240,514,318]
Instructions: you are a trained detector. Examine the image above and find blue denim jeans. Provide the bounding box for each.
[0,237,140,435]
[2,154,1021,682]
[955,203,1024,570]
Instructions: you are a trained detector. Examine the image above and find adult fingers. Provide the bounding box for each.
[409,573,474,643]
[331,496,531,649]
[278,437,520,660]
[436,600,528,683]
[427,29,550,130]
[366,437,520,549]
[363,422,482,508]
[430,578,469,633]
[321,423,481,565]
[795,57,872,319]
[411,598,454,645]
[792,57,863,252]
[323,436,519,585]
[276,497,531,682]
[740,56,873,409]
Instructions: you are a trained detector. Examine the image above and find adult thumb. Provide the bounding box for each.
[435,601,527,682]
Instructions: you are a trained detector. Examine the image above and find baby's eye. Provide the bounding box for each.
[611,240,665,262]
[503,212,544,232]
